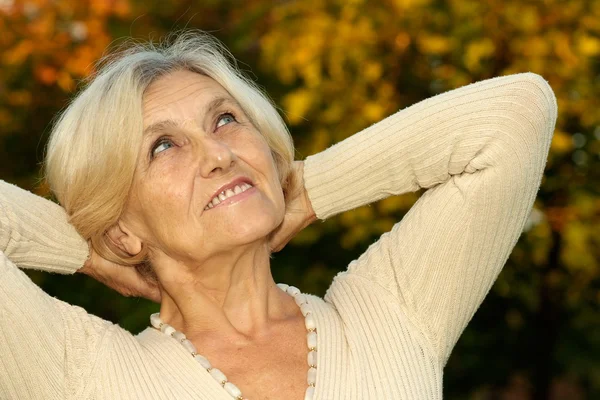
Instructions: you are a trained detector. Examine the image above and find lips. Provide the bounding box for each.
[205,177,254,209]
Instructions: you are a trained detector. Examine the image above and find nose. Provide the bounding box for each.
[197,136,236,178]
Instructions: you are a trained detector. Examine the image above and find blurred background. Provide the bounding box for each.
[0,0,599,398]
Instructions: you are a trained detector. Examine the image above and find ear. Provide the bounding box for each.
[106,221,143,256]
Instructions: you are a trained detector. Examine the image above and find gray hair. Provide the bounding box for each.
[45,30,298,270]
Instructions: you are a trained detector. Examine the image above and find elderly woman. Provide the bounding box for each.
[0,31,556,400]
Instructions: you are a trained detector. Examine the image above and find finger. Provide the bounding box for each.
[270,232,291,253]
[106,265,159,302]
[268,229,285,252]
[117,282,161,303]
[128,275,162,303]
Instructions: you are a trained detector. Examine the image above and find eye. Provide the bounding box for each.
[150,137,174,159]
[216,113,236,129]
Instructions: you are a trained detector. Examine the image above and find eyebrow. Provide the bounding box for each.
[142,96,241,137]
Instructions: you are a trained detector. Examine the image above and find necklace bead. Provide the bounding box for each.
[149,283,317,400]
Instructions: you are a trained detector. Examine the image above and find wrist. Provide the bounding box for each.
[299,160,317,224]
[78,241,93,274]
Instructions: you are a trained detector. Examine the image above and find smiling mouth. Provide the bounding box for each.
[204,182,254,210]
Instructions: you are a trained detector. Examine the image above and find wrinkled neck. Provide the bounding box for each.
[153,242,297,343]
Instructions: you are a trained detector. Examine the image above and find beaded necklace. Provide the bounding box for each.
[150,283,317,400]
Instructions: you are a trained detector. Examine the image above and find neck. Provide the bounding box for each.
[153,241,298,343]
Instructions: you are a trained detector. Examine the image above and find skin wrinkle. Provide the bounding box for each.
[142,96,242,139]
[112,70,303,347]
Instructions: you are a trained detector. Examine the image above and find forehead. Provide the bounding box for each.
[142,69,232,127]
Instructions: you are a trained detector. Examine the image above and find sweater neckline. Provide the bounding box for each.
[136,293,341,400]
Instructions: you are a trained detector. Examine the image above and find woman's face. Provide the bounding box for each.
[120,69,285,264]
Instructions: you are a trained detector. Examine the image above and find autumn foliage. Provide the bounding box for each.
[1,0,598,398]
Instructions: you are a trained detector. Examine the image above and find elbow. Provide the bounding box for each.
[504,73,558,152]
[481,73,558,174]
[516,72,558,133]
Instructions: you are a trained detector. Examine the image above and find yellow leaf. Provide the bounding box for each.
[300,60,322,88]
[417,34,452,55]
[523,36,550,57]
[563,220,597,273]
[309,129,329,154]
[364,102,385,122]
[341,224,369,249]
[393,0,432,11]
[355,205,374,220]
[322,103,343,124]
[375,218,396,233]
[363,62,382,82]
[518,7,540,33]
[378,196,405,213]
[464,38,495,72]
[553,32,580,67]
[283,89,314,125]
[550,130,573,154]
[578,34,600,56]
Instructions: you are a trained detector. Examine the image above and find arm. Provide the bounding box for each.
[0,180,88,272]
[0,181,111,398]
[0,180,161,301]
[303,73,557,364]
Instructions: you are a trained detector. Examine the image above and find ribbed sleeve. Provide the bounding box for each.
[0,180,88,273]
[0,181,112,399]
[305,72,557,365]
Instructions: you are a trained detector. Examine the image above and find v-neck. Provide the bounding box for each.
[135,293,346,400]
[138,327,232,399]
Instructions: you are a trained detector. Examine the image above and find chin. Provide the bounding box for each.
[221,210,281,246]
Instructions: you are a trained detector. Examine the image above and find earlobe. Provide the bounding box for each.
[106,221,143,256]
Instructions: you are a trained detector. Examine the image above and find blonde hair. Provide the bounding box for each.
[45,30,299,274]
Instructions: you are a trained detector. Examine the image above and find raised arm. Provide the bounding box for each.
[0,180,89,272]
[303,73,557,364]
[0,181,111,398]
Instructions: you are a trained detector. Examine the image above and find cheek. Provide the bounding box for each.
[260,149,286,209]
[235,135,282,189]
[268,164,286,224]
[143,178,186,214]
[133,171,194,236]
[147,149,198,197]
[249,137,280,182]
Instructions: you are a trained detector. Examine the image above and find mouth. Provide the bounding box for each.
[204,178,255,211]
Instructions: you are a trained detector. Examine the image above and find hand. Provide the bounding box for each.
[78,247,161,303]
[269,161,317,253]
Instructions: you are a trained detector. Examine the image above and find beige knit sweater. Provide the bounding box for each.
[0,73,557,400]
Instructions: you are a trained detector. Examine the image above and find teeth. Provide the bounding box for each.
[204,183,253,210]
